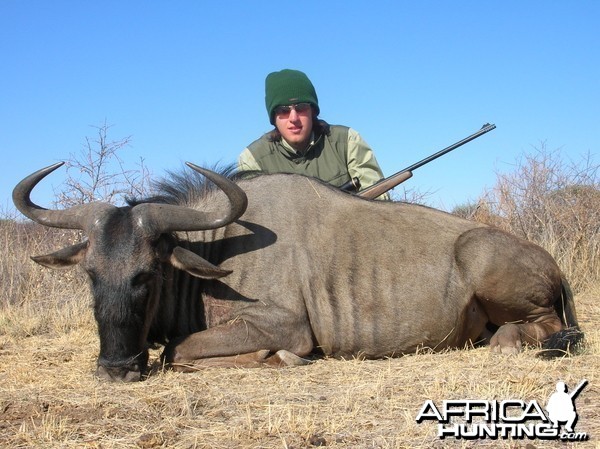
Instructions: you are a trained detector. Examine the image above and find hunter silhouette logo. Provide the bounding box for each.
[546,380,587,434]
[416,379,589,441]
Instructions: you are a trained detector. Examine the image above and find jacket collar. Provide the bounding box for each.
[280,132,321,156]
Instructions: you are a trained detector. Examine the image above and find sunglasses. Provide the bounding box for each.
[274,103,312,118]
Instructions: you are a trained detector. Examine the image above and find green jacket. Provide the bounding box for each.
[238,124,388,198]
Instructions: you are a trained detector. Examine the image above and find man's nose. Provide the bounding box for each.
[288,107,299,121]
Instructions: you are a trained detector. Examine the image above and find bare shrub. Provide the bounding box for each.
[55,120,152,207]
[390,185,434,205]
[468,144,599,293]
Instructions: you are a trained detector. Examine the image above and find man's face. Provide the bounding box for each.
[274,103,314,151]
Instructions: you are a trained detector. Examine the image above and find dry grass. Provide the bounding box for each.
[2,148,598,448]
[1,267,599,448]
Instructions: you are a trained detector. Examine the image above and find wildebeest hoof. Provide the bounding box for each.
[497,345,520,355]
[267,350,312,367]
[490,323,522,355]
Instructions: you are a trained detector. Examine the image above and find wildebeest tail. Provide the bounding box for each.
[538,277,584,359]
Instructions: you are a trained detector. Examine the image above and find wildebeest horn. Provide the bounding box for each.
[13,162,248,234]
[12,162,113,230]
[132,162,248,234]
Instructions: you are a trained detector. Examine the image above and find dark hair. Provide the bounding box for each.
[267,117,331,142]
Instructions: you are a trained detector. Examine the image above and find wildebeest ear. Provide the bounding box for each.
[169,246,232,279]
[31,241,88,269]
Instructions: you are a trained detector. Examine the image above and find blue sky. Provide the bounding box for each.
[1,1,598,212]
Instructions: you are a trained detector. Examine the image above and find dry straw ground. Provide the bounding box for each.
[0,226,598,449]
[1,149,598,448]
[0,289,598,449]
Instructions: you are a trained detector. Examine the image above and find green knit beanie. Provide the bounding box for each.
[265,69,319,124]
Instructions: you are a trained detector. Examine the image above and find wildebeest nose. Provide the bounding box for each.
[95,364,142,382]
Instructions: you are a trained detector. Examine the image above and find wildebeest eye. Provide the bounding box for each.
[131,272,153,288]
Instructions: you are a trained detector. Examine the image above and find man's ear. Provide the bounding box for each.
[31,241,88,269]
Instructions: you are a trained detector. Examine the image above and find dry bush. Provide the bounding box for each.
[465,145,599,293]
[0,220,92,337]
[55,121,152,207]
[390,184,434,205]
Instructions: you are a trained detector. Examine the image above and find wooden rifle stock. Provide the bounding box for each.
[357,171,413,200]
[357,123,496,200]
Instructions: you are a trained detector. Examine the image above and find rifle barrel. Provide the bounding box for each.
[358,123,496,199]
[569,379,588,399]
[401,123,496,174]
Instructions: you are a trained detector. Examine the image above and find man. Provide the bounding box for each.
[238,69,389,199]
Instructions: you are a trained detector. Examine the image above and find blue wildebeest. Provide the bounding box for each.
[13,162,582,382]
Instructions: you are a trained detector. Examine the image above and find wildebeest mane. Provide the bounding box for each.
[127,164,255,207]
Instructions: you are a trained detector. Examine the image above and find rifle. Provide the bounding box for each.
[343,123,496,199]
[569,379,588,400]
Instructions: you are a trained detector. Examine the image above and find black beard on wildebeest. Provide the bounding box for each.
[13,162,583,382]
[13,162,249,381]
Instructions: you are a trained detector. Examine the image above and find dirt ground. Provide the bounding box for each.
[0,291,598,449]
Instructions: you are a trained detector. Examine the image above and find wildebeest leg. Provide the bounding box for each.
[168,349,270,371]
[163,319,313,369]
[456,227,564,354]
[490,321,563,355]
[167,349,310,371]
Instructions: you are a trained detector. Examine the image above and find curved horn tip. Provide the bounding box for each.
[40,161,66,172]
[185,162,227,181]
[12,161,85,229]
[13,162,66,196]
[185,161,206,173]
[34,161,66,177]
